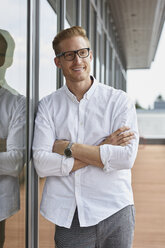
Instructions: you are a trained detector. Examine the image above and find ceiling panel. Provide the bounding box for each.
[107,0,165,69]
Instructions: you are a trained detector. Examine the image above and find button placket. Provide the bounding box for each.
[74,99,87,213]
[77,99,86,144]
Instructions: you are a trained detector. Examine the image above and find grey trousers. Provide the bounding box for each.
[55,205,135,248]
[0,220,5,248]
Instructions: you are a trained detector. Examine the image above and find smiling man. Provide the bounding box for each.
[33,26,139,248]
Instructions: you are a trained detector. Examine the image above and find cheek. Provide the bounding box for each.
[86,60,91,71]
[61,65,71,76]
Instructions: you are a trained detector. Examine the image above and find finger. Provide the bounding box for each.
[113,132,133,145]
[120,141,131,146]
[112,126,130,137]
[118,131,134,139]
[118,134,134,142]
[118,136,134,145]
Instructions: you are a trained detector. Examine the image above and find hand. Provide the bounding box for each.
[99,126,134,146]
[52,139,69,155]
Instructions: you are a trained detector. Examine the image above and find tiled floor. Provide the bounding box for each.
[132,145,165,248]
[4,145,165,248]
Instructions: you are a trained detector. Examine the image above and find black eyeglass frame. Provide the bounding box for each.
[56,48,90,61]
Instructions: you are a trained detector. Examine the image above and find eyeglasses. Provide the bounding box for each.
[56,48,90,61]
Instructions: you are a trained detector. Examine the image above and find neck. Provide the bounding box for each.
[66,77,93,101]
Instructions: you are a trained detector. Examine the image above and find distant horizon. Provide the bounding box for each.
[136,110,165,139]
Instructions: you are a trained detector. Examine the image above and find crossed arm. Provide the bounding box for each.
[52,126,134,172]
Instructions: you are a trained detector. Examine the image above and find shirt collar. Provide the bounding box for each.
[63,84,78,103]
[84,76,98,100]
[63,76,98,102]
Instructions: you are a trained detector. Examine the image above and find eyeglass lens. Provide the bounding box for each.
[64,48,89,61]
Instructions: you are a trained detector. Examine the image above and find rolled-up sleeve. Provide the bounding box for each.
[0,96,25,177]
[33,98,74,177]
[33,150,74,177]
[100,93,139,173]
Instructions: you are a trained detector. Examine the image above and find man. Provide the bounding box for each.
[0,29,25,248]
[33,26,139,248]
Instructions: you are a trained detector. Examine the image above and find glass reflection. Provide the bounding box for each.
[66,0,76,26]
[39,0,57,99]
[0,29,25,248]
[39,1,57,247]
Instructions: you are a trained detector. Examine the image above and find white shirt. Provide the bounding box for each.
[33,77,139,228]
[0,86,25,221]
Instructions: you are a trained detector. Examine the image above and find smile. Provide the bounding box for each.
[72,67,84,71]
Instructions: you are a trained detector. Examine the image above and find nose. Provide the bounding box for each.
[73,52,81,62]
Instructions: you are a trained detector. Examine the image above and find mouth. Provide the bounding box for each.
[72,67,85,72]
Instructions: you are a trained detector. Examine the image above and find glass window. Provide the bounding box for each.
[66,0,76,26]
[109,44,112,86]
[39,1,57,247]
[90,5,96,77]
[81,0,87,30]
[104,34,109,85]
[39,0,57,100]
[0,0,27,247]
[104,2,108,28]
[115,58,120,89]
[65,19,71,29]
[96,20,102,82]
[101,31,105,84]
[97,0,102,17]
[96,33,101,82]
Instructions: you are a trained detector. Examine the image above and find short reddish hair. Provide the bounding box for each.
[52,26,90,55]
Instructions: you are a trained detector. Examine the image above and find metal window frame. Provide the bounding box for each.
[56,0,66,88]
[26,0,40,247]
[76,0,82,26]
[86,0,91,39]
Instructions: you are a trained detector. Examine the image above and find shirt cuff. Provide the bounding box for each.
[100,145,115,173]
[61,156,74,176]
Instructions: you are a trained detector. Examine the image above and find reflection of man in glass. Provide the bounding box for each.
[0,29,25,248]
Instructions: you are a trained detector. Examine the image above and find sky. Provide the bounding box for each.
[127,23,165,109]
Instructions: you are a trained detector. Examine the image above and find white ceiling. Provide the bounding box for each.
[107,0,165,69]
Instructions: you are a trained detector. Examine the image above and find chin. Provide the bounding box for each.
[74,76,88,82]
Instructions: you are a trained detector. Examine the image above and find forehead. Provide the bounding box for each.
[59,36,89,52]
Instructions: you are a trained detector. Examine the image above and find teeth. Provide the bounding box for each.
[73,67,84,71]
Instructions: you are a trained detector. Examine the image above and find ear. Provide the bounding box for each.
[54,57,62,68]
[89,50,93,62]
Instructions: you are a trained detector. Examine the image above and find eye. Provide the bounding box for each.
[78,48,89,58]
[79,49,86,56]
[65,52,74,58]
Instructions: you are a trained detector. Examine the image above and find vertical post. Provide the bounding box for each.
[56,0,66,88]
[93,9,97,78]
[105,37,109,85]
[86,0,91,39]
[76,0,81,26]
[111,49,116,88]
[26,0,39,247]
